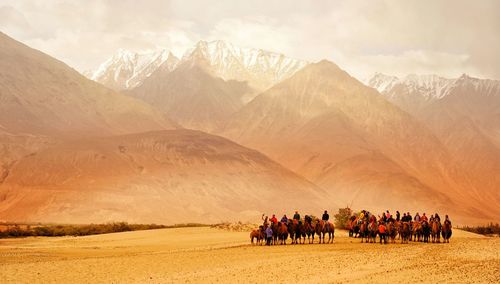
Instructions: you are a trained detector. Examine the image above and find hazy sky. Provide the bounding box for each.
[1,0,499,80]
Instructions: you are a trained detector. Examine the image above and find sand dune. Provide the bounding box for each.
[0,227,497,283]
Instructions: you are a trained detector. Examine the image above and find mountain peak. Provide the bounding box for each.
[87,40,307,91]
[87,48,179,90]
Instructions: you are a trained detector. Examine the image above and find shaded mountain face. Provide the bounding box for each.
[222,60,498,224]
[86,49,179,90]
[0,130,329,224]
[367,73,500,214]
[0,32,177,137]
[129,61,254,132]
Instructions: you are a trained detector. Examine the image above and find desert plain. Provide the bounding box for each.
[0,227,498,283]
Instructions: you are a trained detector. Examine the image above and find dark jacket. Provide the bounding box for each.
[293,213,301,220]
[322,213,329,221]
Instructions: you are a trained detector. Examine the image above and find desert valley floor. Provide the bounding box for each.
[0,227,498,283]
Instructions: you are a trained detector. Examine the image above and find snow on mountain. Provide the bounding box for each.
[87,40,307,92]
[367,73,455,100]
[367,73,500,101]
[87,49,179,90]
[181,40,308,90]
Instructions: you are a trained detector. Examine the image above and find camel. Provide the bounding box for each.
[431,220,441,243]
[421,221,431,243]
[304,221,315,244]
[399,222,411,244]
[386,221,397,244]
[348,216,360,238]
[314,220,334,244]
[368,220,378,243]
[412,222,423,242]
[250,226,265,245]
[277,222,289,245]
[271,222,279,245]
[359,220,369,243]
[288,220,304,244]
[441,220,452,243]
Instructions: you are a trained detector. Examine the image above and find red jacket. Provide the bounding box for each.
[270,217,278,224]
[379,224,386,234]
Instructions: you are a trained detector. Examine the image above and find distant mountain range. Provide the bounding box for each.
[86,40,307,94]
[0,31,498,225]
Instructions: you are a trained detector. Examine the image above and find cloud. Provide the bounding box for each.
[0,0,498,79]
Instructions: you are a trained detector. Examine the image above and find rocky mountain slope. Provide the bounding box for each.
[0,32,177,137]
[222,61,497,223]
[0,130,328,224]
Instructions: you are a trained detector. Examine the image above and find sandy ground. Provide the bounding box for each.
[0,227,498,283]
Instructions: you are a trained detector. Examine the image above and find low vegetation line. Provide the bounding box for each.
[0,222,209,238]
[458,223,500,237]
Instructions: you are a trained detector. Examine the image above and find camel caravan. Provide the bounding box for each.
[348,210,452,244]
[251,211,335,246]
[250,209,452,246]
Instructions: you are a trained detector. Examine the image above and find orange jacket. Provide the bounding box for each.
[379,224,386,234]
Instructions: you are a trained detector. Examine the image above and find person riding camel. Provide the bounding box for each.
[262,214,269,228]
[270,214,278,224]
[380,212,387,222]
[444,215,451,226]
[385,210,391,220]
[407,212,412,222]
[434,213,441,222]
[387,214,394,223]
[322,210,329,222]
[421,213,428,222]
[293,211,301,224]
[304,215,312,225]
[429,214,435,223]
[281,215,288,224]
[396,211,401,222]
[321,210,330,230]
[414,212,421,222]
[402,212,407,222]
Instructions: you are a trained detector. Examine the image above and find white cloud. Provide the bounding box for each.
[0,0,498,79]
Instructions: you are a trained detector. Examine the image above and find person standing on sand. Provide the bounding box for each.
[378,222,387,244]
[265,226,273,245]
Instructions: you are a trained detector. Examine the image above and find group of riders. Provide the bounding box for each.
[250,210,335,245]
[250,209,453,246]
[349,210,453,244]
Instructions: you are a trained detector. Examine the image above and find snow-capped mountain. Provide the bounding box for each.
[182,40,308,91]
[367,73,457,101]
[87,49,179,90]
[86,40,307,92]
[367,73,500,103]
